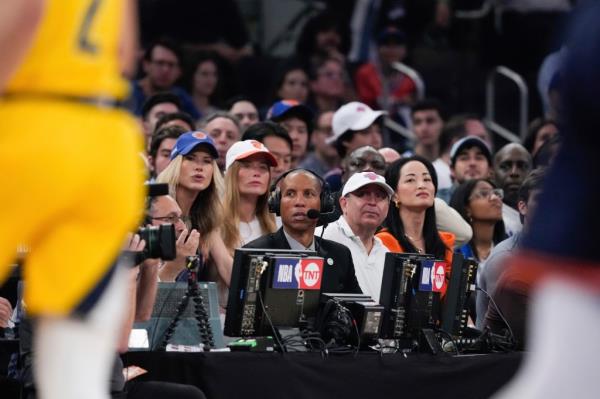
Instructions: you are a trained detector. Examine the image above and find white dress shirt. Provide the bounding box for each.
[321,216,388,301]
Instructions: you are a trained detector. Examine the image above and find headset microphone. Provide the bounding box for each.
[306,209,320,219]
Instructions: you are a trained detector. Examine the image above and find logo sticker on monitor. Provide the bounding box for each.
[272,257,323,290]
[272,258,301,289]
[419,260,446,292]
[298,258,323,290]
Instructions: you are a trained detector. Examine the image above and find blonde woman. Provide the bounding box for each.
[222,140,278,252]
[156,131,232,287]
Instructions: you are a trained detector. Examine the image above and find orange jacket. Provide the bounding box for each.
[376,230,455,297]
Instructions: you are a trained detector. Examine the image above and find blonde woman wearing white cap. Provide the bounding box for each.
[222,140,279,251]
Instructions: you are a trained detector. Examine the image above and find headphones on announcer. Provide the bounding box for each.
[267,168,335,216]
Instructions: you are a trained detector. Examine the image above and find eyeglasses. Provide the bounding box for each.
[151,215,188,224]
[470,188,504,201]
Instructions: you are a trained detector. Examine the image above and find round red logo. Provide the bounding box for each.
[192,131,207,139]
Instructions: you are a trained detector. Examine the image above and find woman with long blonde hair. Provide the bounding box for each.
[222,140,278,252]
[157,131,232,287]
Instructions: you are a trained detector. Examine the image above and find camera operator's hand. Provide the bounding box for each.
[158,227,200,281]
[176,227,200,261]
[124,232,146,254]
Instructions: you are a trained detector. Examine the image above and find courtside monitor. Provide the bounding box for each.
[379,252,448,341]
[224,248,325,337]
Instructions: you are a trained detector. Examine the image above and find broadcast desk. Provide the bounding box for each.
[123,350,522,399]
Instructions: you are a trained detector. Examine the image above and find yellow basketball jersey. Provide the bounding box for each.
[5,0,129,99]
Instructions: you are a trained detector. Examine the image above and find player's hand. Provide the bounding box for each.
[176,227,200,259]
[0,297,13,328]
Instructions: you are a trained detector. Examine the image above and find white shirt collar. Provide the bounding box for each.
[283,228,316,251]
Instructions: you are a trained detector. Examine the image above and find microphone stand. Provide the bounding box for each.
[158,256,214,351]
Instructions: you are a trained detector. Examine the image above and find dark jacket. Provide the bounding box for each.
[244,228,362,294]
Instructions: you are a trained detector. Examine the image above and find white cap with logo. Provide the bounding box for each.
[328,102,387,144]
[342,171,394,198]
[225,140,278,171]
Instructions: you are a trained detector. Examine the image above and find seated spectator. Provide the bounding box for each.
[154,111,196,133]
[243,122,293,183]
[228,96,259,132]
[157,132,232,289]
[407,99,444,162]
[439,136,493,203]
[298,110,339,177]
[355,27,416,123]
[222,140,278,249]
[188,51,222,118]
[141,92,182,149]
[131,39,199,119]
[295,10,351,65]
[477,169,544,329]
[376,156,455,295]
[330,102,385,162]
[220,140,278,306]
[434,114,493,196]
[267,100,314,168]
[148,126,187,180]
[450,179,507,263]
[146,194,200,283]
[493,143,533,237]
[198,112,242,171]
[322,172,394,300]
[245,169,361,293]
[272,61,310,104]
[307,56,347,115]
[523,117,559,158]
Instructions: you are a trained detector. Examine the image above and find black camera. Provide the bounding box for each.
[133,183,178,264]
[135,224,177,263]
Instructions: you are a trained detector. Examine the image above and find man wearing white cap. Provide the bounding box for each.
[329,101,386,160]
[321,172,393,300]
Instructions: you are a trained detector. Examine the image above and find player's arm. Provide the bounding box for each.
[119,0,138,79]
[0,0,46,92]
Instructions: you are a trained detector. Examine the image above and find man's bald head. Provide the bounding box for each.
[494,143,533,208]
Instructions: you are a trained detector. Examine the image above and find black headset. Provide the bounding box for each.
[268,168,335,216]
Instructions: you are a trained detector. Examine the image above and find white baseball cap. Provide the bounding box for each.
[328,102,387,144]
[225,140,278,171]
[342,172,394,198]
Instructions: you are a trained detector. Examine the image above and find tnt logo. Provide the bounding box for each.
[298,258,324,290]
[418,260,446,292]
[192,131,207,139]
[432,262,446,292]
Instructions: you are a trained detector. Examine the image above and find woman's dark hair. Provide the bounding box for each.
[449,179,507,258]
[271,59,309,102]
[382,155,447,259]
[523,117,558,154]
[242,121,293,150]
[296,10,351,59]
[184,50,223,105]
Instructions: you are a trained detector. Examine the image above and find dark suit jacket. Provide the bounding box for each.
[244,228,361,294]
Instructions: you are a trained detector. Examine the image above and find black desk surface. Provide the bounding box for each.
[123,350,522,399]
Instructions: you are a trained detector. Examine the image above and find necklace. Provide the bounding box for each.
[404,234,424,253]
